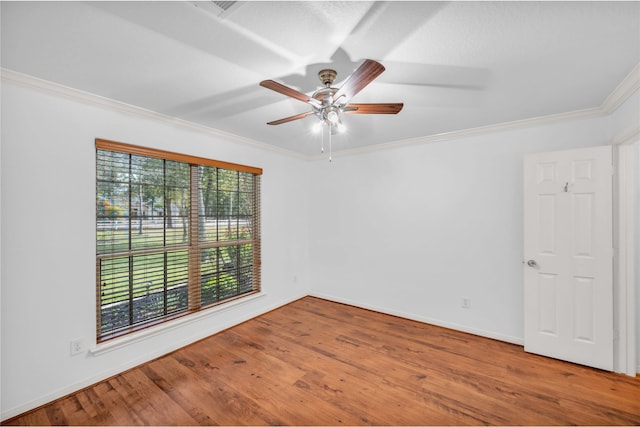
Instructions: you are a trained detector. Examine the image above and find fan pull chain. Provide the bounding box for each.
[329,125,332,162]
[320,124,325,153]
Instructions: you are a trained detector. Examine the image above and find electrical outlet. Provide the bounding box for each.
[461,298,471,309]
[70,338,85,356]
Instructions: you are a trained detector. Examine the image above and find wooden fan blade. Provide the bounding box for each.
[267,111,314,125]
[260,80,320,107]
[343,103,404,114]
[332,59,386,105]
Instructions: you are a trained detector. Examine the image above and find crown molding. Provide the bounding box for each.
[311,107,604,161]
[3,64,638,162]
[0,68,307,161]
[316,63,640,161]
[601,63,640,114]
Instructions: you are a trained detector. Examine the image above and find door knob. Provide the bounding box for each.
[527,259,538,268]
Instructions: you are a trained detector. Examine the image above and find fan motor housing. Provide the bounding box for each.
[312,87,337,106]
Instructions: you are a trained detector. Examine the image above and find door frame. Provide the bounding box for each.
[611,128,638,376]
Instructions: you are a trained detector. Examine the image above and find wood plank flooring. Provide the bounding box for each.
[5,296,640,425]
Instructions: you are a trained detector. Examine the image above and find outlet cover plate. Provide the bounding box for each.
[70,338,84,356]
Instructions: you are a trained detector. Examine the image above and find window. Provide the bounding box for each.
[96,139,262,342]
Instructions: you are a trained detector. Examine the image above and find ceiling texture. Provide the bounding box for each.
[2,1,639,156]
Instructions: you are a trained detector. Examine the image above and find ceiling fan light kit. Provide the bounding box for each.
[260,59,403,160]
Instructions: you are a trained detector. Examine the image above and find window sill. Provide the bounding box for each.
[89,291,266,357]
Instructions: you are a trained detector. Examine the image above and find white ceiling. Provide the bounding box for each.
[2,1,639,156]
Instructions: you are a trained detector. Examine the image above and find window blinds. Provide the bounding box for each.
[96,139,261,341]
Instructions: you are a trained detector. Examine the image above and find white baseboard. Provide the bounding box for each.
[309,292,524,346]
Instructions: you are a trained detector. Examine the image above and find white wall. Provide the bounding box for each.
[635,140,640,371]
[0,80,310,419]
[636,141,640,370]
[308,88,639,346]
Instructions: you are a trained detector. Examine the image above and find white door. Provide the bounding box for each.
[523,146,613,371]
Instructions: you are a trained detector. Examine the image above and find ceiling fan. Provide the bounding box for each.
[260,59,403,131]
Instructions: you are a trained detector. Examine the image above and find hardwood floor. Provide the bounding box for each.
[5,296,640,425]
